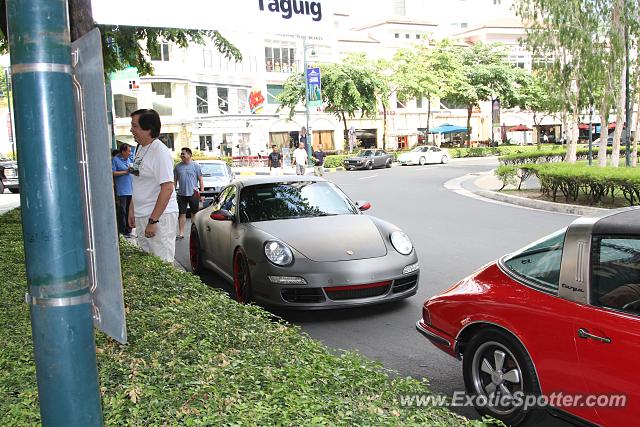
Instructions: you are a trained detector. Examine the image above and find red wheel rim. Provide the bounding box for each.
[189,229,199,271]
[233,252,249,303]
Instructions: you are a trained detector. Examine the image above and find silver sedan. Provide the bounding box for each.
[189,176,419,309]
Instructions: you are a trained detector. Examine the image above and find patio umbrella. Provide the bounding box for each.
[509,124,532,131]
[428,123,468,134]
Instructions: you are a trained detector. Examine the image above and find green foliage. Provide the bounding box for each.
[494,165,519,190]
[525,163,640,205]
[277,55,382,139]
[100,27,241,76]
[323,155,350,168]
[0,209,467,426]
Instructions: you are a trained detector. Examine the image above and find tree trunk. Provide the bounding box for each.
[466,106,472,147]
[69,0,95,42]
[341,111,348,150]
[382,105,387,150]
[633,87,640,167]
[599,109,609,167]
[426,97,431,135]
[610,0,626,167]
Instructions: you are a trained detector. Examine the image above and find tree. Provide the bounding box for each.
[277,56,381,148]
[515,0,640,166]
[444,42,519,146]
[392,40,461,137]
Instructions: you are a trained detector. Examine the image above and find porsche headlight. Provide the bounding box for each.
[390,231,413,255]
[264,240,294,266]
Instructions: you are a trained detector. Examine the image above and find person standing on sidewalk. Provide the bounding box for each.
[174,147,204,239]
[127,109,179,262]
[268,144,284,176]
[112,142,134,237]
[312,143,326,177]
[292,142,308,175]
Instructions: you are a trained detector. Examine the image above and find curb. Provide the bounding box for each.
[471,177,609,216]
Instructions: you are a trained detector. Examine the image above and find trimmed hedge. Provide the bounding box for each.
[499,147,621,166]
[0,209,468,426]
[496,163,640,205]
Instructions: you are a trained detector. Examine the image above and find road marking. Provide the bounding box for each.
[444,172,576,215]
[359,175,378,180]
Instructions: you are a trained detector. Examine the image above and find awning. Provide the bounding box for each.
[509,124,532,131]
[428,123,468,134]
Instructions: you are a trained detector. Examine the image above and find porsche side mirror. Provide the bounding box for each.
[356,201,371,211]
[210,209,233,221]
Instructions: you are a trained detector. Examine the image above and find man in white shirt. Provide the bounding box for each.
[127,109,179,262]
[292,142,308,175]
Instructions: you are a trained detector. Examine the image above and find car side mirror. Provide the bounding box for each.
[210,209,233,221]
[356,201,371,211]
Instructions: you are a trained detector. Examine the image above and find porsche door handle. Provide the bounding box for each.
[578,328,611,344]
[206,226,211,232]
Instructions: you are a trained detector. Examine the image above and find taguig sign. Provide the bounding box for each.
[92,0,333,36]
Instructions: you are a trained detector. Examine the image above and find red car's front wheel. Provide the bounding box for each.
[233,250,252,304]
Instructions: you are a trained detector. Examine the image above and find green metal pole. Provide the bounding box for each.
[7,1,103,426]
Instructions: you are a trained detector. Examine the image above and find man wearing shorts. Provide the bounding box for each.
[174,147,204,239]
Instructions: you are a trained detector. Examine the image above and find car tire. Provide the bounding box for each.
[0,180,4,194]
[9,188,19,193]
[441,155,449,164]
[463,328,541,426]
[419,157,426,166]
[189,225,204,274]
[366,162,373,170]
[385,159,392,168]
[233,249,253,303]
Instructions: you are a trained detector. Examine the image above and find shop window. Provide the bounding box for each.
[218,87,229,113]
[199,135,213,151]
[159,133,175,150]
[113,94,138,118]
[267,84,284,104]
[265,43,296,72]
[151,82,172,98]
[150,43,170,61]
[196,86,208,114]
[313,130,335,151]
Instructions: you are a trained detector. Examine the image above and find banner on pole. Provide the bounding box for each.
[306,67,322,107]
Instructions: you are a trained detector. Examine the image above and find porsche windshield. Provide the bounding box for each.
[239,181,358,222]
[200,163,228,177]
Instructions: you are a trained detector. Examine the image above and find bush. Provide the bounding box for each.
[513,163,640,205]
[323,154,350,168]
[0,209,466,426]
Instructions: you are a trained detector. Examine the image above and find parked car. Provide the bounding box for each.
[415,207,640,426]
[397,146,449,166]
[0,159,19,194]
[195,160,235,207]
[343,149,393,170]
[190,175,419,308]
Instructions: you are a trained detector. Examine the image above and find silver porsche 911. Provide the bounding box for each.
[189,176,419,309]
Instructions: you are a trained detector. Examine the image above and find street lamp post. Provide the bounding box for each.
[302,38,313,164]
[302,37,315,165]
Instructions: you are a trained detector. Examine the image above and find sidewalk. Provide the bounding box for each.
[470,170,608,216]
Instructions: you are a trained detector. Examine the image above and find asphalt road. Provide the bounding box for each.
[175,158,578,424]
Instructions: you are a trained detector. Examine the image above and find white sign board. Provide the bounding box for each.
[92,0,333,36]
